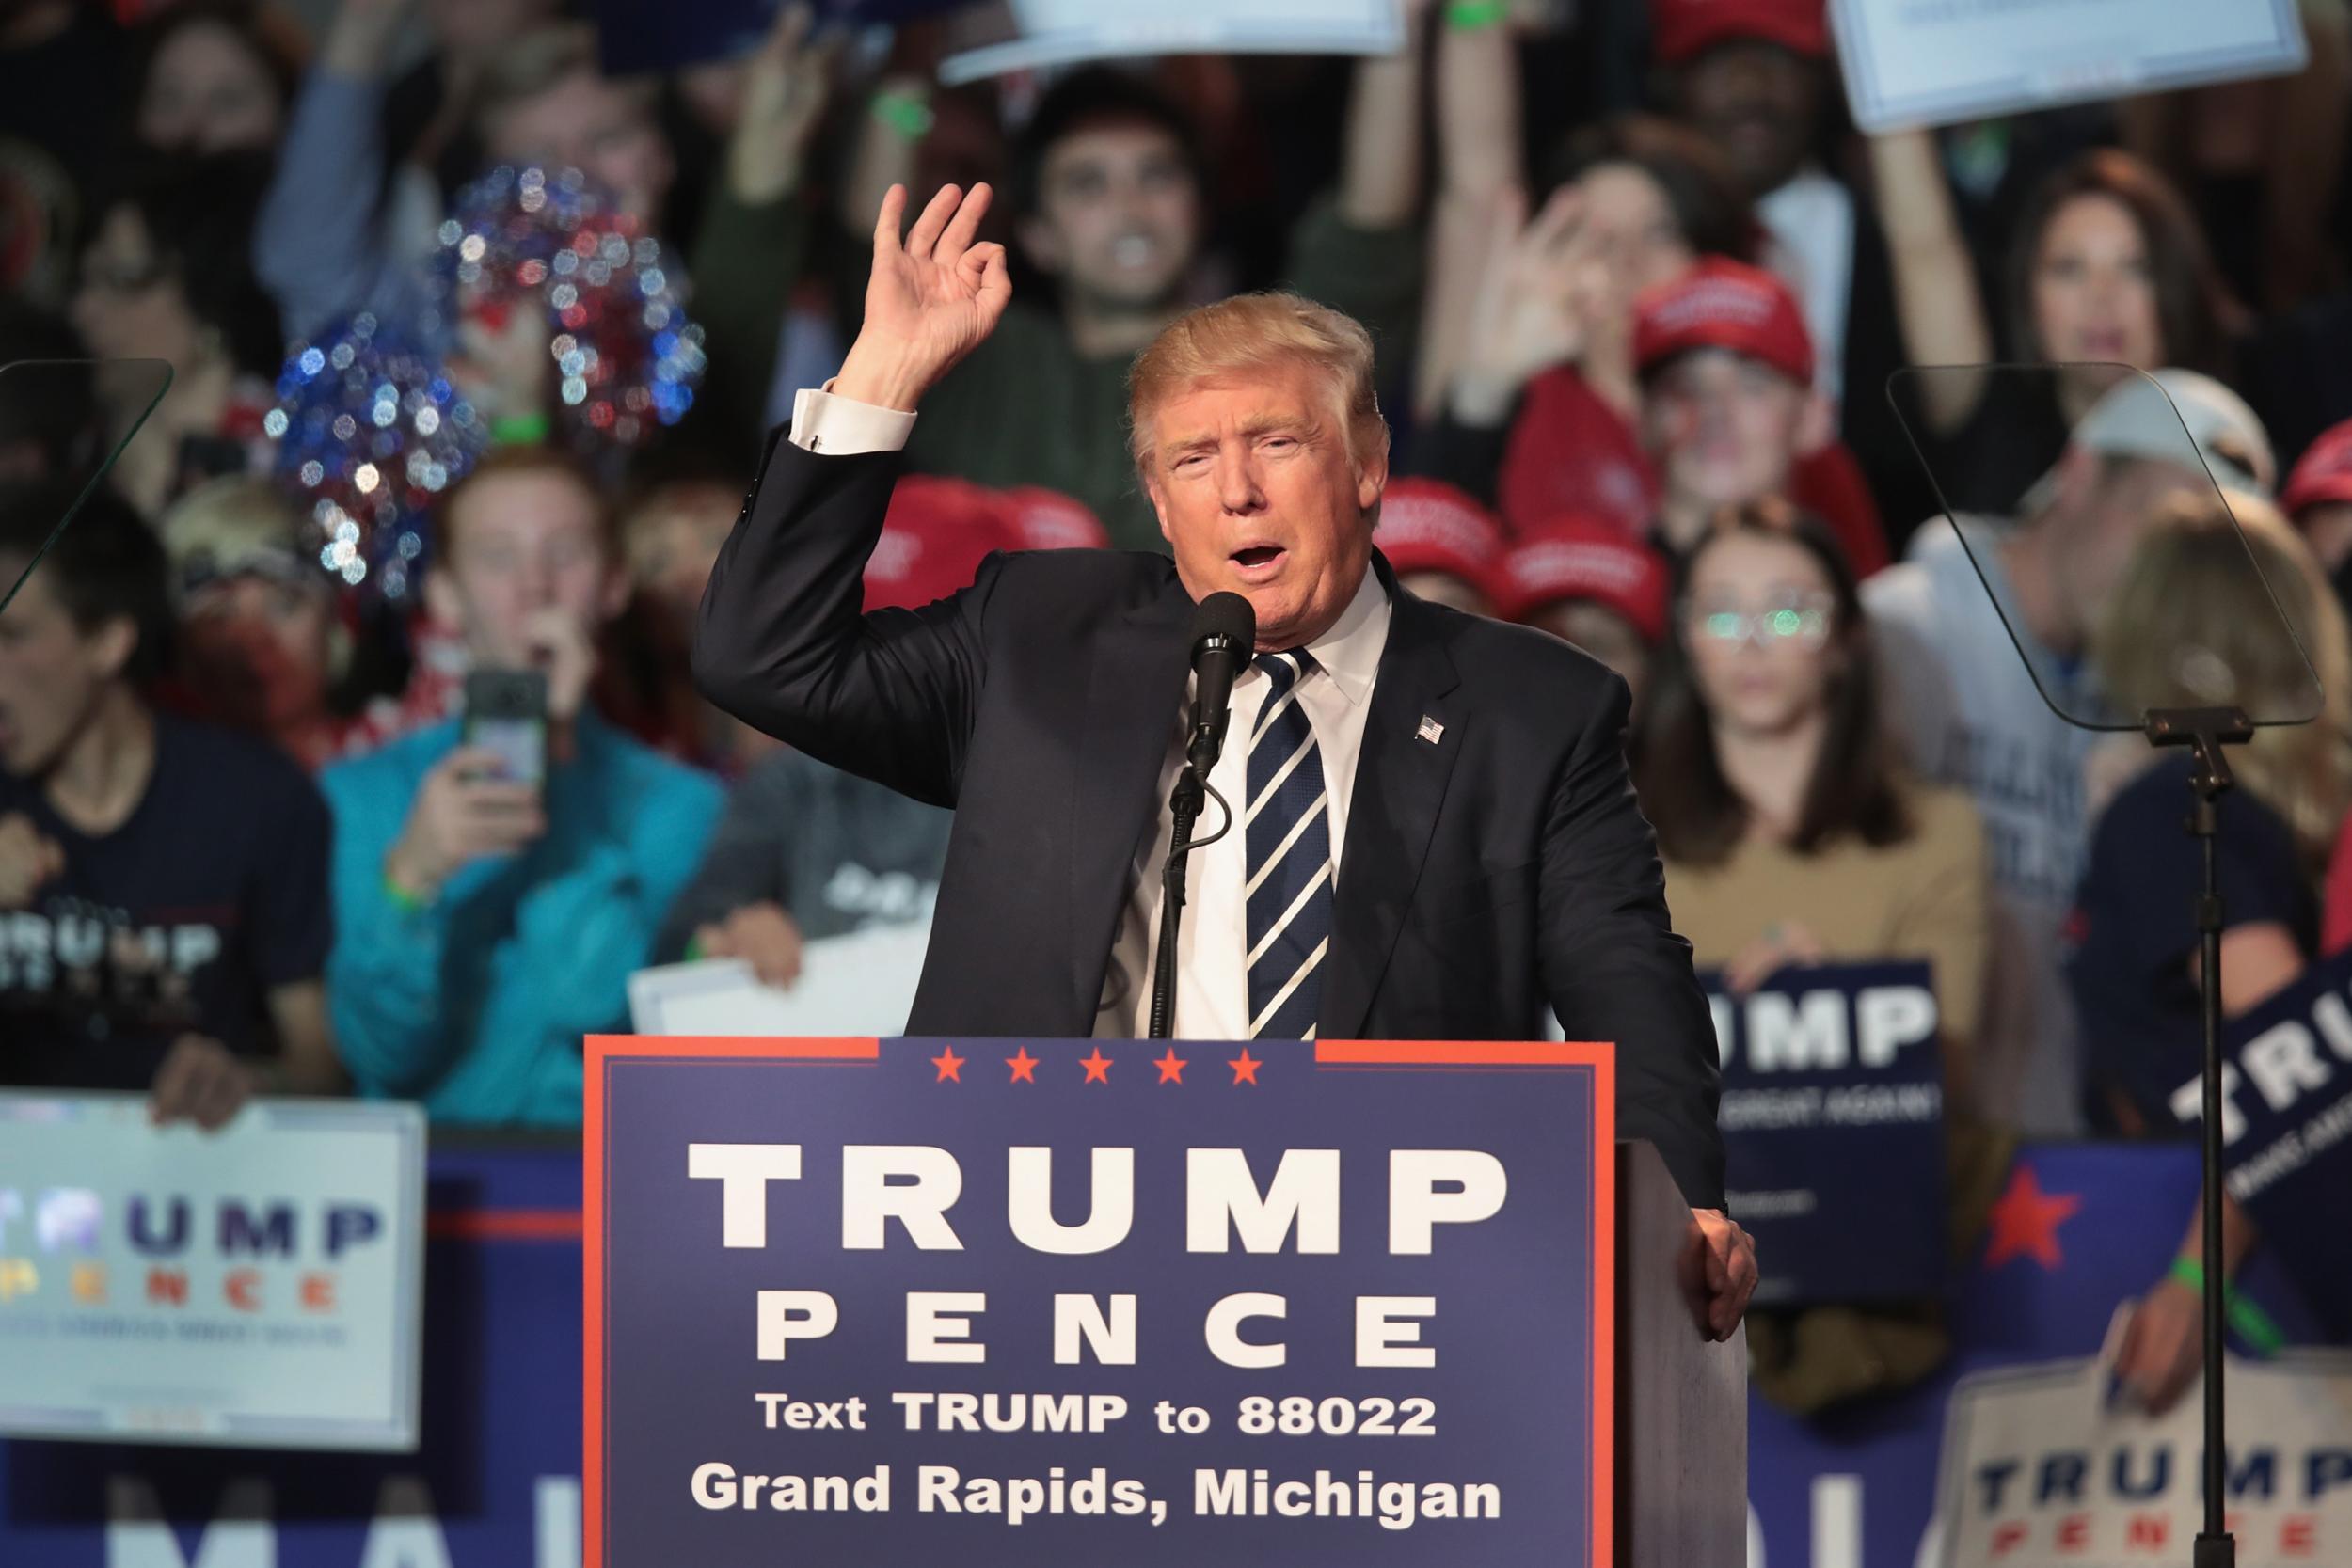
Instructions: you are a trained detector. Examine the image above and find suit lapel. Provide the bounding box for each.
[1321,568,1461,1039]
[1063,577,1192,1024]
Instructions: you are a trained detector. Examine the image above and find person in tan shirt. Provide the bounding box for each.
[1631,499,1989,1099]
[1629,499,1999,1414]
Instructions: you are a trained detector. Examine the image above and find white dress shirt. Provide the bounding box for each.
[785,385,1393,1041]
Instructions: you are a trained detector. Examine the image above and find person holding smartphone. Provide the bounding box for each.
[320,445,723,1125]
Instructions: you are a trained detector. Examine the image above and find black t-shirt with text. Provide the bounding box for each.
[0,715,331,1090]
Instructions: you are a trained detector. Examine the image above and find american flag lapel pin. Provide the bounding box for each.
[1416,715,1445,745]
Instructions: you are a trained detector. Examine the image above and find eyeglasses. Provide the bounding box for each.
[1682,594,1836,651]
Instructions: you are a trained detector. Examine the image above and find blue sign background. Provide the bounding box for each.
[591,1037,1610,1568]
[1708,960,1947,1305]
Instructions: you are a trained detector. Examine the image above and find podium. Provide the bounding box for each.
[1615,1139,1749,1568]
[586,1035,1748,1567]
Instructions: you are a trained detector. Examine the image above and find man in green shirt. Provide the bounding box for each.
[897,54,1429,551]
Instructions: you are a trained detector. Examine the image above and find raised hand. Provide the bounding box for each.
[1450,185,1602,424]
[832,183,1012,413]
[727,2,843,205]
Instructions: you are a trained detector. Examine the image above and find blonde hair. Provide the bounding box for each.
[1126,292,1387,474]
[2092,489,2352,870]
[159,475,311,578]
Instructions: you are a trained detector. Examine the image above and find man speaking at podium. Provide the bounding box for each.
[694,183,1756,1338]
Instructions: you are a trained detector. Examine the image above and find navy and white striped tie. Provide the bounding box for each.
[1244,649,1333,1039]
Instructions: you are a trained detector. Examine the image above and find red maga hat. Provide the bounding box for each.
[1653,0,1831,65]
[1375,477,1508,599]
[866,474,1025,613]
[2282,419,2352,518]
[1496,518,1673,646]
[1633,257,1816,388]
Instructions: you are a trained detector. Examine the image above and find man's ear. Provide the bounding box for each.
[1017,214,1065,277]
[1356,431,1391,515]
[1794,389,1835,458]
[87,615,138,683]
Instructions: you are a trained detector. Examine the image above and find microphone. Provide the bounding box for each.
[1185,592,1255,774]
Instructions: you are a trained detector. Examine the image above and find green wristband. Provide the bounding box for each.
[489,411,552,446]
[1446,0,1508,29]
[2169,1255,2286,1355]
[383,866,430,914]
[871,88,935,140]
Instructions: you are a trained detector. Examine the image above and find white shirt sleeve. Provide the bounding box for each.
[788,386,916,454]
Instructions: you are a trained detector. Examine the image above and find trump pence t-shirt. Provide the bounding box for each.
[0,713,331,1090]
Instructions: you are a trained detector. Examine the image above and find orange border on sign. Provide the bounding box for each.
[581,1035,881,1568]
[582,1036,1615,1568]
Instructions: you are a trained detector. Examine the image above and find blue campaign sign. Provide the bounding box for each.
[2169,945,2352,1336]
[1707,960,1946,1306]
[584,1037,1614,1568]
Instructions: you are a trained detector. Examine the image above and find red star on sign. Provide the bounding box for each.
[1153,1048,1187,1085]
[1079,1047,1114,1084]
[1229,1048,1263,1085]
[1006,1047,1039,1085]
[1983,1164,2082,1271]
[930,1047,965,1083]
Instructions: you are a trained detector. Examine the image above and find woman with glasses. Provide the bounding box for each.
[1630,497,1996,1411]
[1633,499,1990,1088]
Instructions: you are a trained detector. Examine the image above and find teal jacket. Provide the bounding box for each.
[323,712,723,1125]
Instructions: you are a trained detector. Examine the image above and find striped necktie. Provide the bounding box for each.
[1244,649,1333,1039]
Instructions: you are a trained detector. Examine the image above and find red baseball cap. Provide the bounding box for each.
[866,474,1023,612]
[1496,519,1672,646]
[1375,478,1507,600]
[2282,419,2352,518]
[997,484,1111,551]
[1653,0,1830,65]
[1633,257,1815,388]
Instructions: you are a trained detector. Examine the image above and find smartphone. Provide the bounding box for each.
[461,668,549,788]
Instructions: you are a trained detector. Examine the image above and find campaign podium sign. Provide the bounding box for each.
[584,1036,1736,1567]
[1708,961,1947,1306]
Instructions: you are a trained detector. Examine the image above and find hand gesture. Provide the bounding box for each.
[832,183,1011,413]
[0,812,62,910]
[2114,1274,2204,1415]
[150,1035,259,1132]
[1684,1207,1760,1341]
[695,900,805,989]
[1723,922,1827,995]
[384,744,548,898]
[519,607,597,723]
[728,3,843,205]
[1452,186,1603,422]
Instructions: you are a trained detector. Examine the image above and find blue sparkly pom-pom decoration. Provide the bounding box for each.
[431,165,707,451]
[265,311,487,602]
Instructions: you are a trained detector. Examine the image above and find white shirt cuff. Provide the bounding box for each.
[788,385,915,454]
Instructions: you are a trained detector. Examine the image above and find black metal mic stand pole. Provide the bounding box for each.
[1148,765,1207,1041]
[2144,705,2252,1568]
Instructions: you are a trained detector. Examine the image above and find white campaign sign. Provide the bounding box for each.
[941,0,1404,86]
[1832,0,2307,133]
[0,1092,424,1449]
[628,920,932,1037]
[1933,1322,2352,1565]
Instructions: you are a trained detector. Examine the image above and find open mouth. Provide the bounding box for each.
[1230,545,1288,578]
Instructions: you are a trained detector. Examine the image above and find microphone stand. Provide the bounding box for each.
[2144,704,2251,1568]
[1147,765,1207,1040]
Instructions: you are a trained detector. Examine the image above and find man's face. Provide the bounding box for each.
[1676,40,1822,197]
[427,469,625,669]
[485,68,675,222]
[137,20,283,155]
[0,561,127,778]
[180,574,332,732]
[1644,349,1813,520]
[1022,121,1200,312]
[623,481,739,639]
[1144,360,1384,652]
